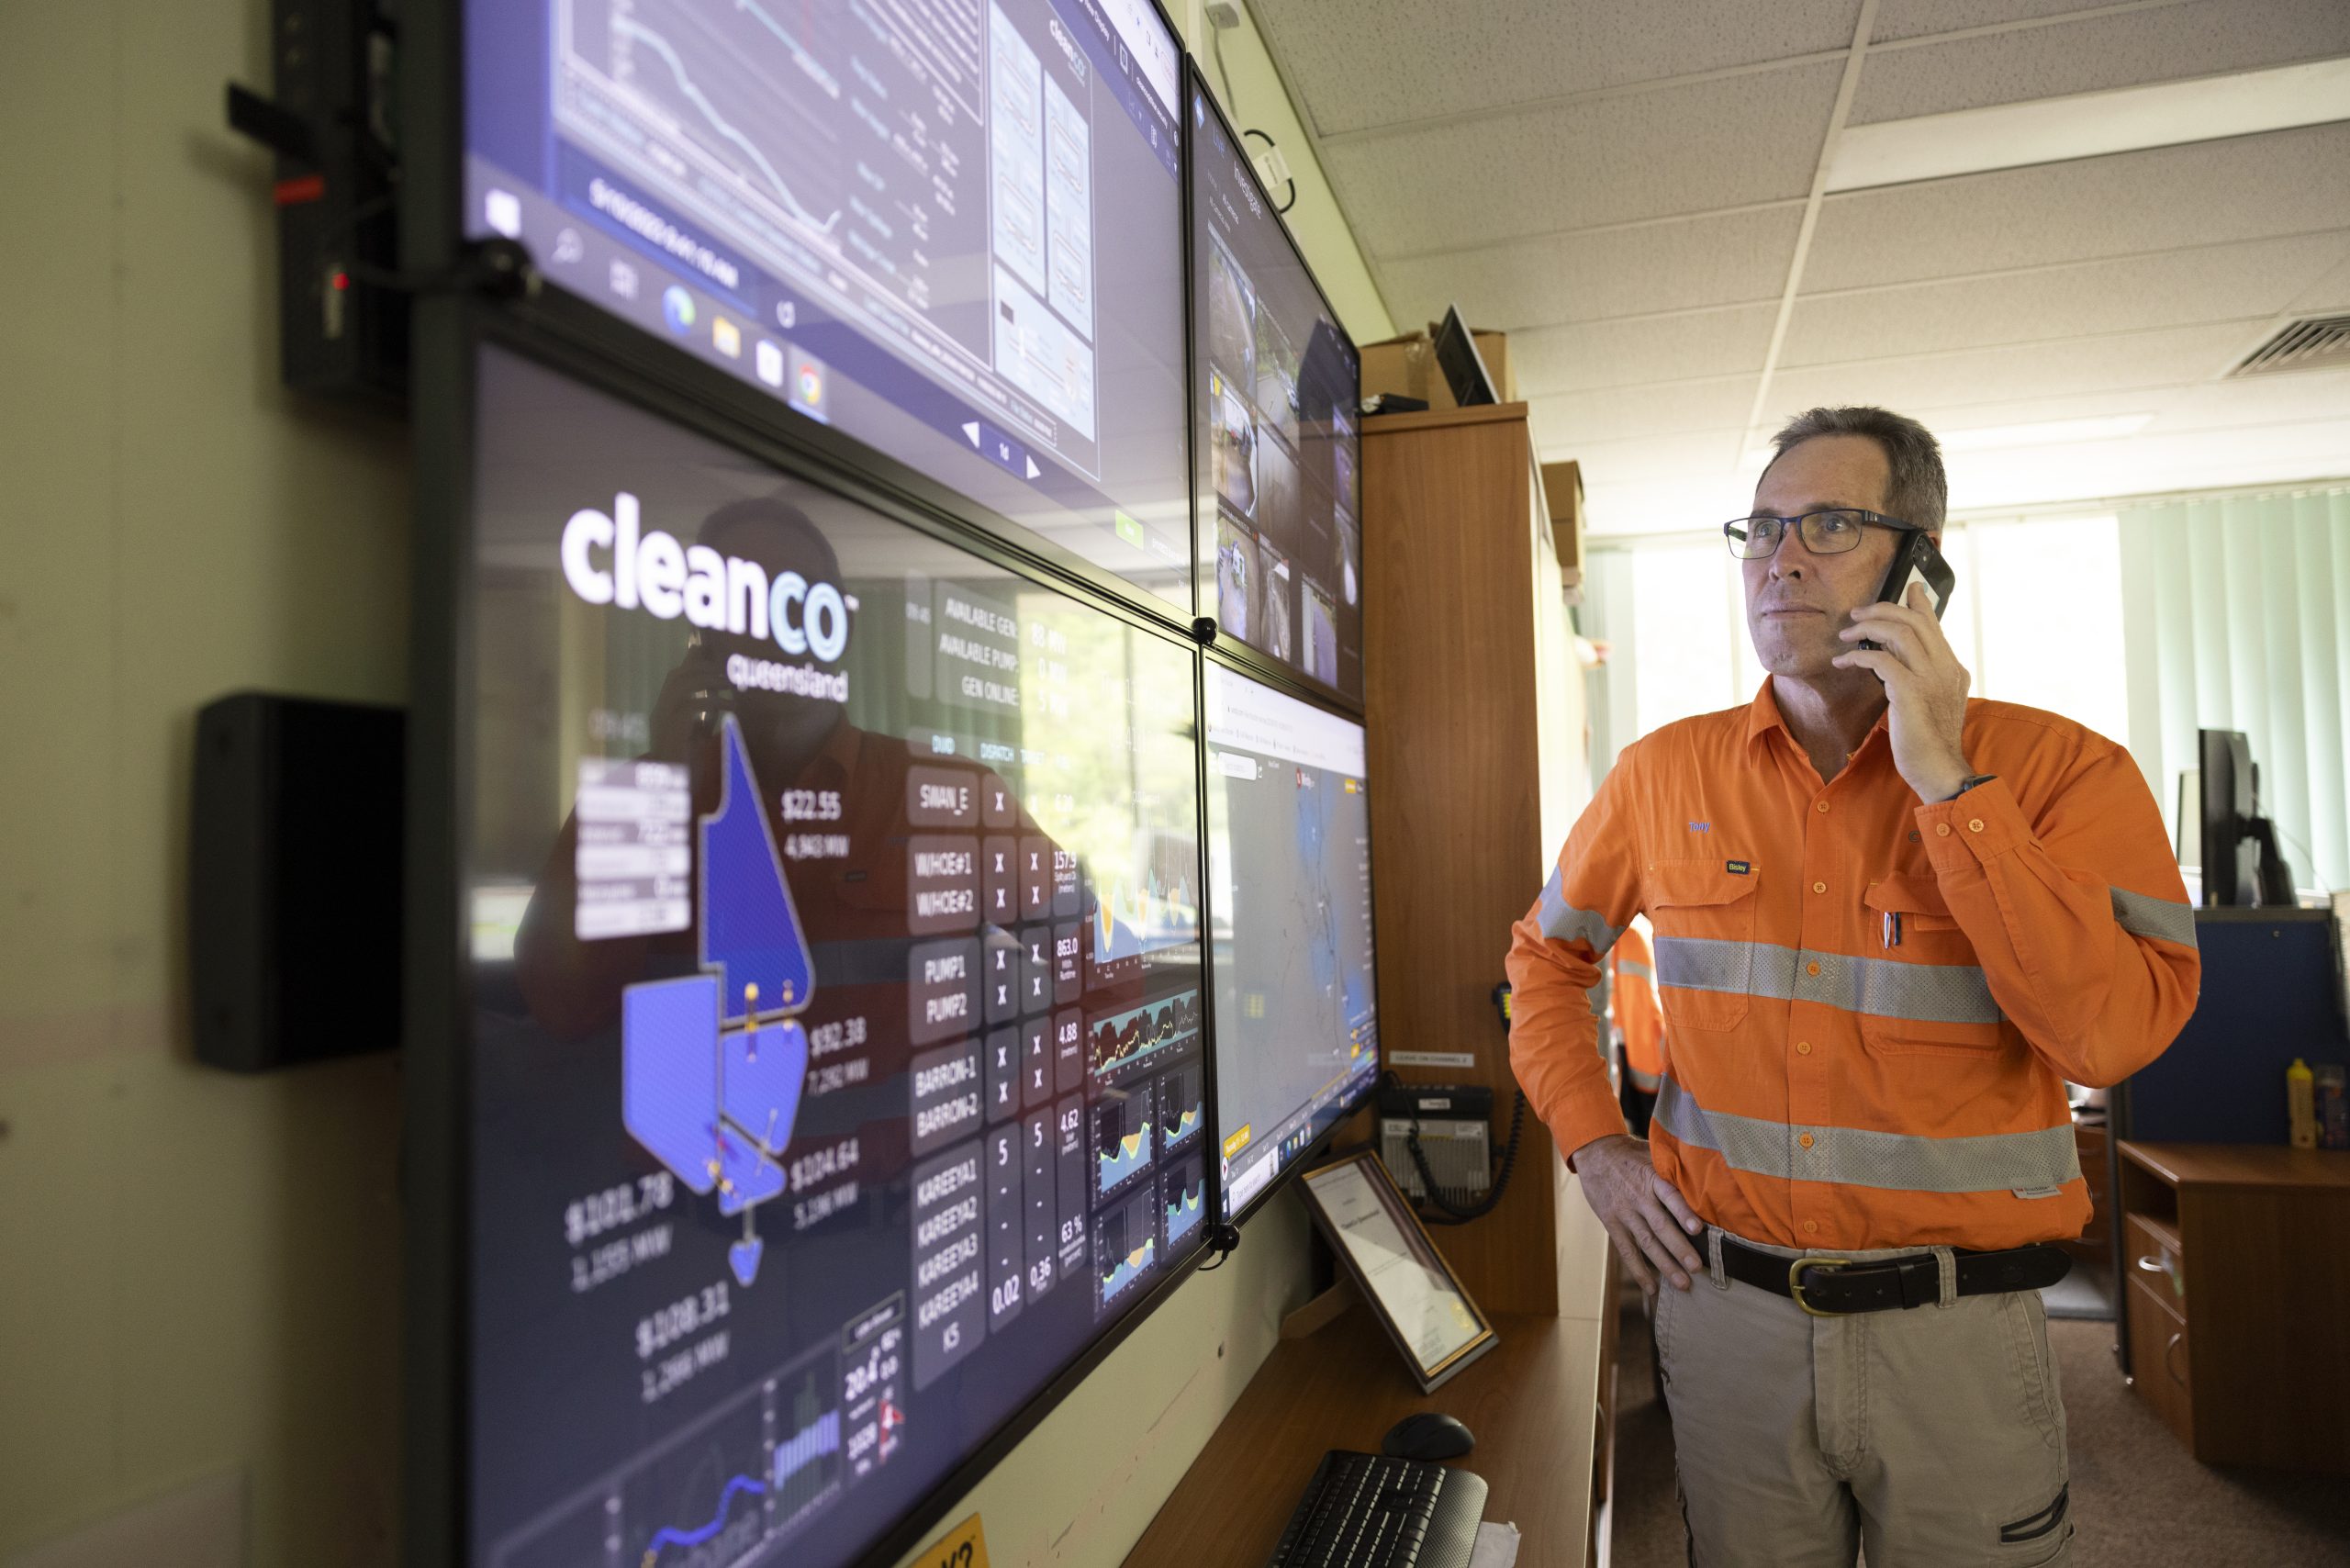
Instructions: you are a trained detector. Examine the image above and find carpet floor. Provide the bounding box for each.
[1606,1285,2350,1567]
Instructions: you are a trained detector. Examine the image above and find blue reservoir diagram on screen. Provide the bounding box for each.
[621,714,816,1287]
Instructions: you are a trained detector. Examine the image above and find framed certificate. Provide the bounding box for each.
[1297,1150,1498,1392]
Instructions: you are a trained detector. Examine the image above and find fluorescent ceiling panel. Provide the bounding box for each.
[1825,58,2350,193]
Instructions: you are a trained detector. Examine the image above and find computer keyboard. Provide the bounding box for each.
[1265,1450,1488,1568]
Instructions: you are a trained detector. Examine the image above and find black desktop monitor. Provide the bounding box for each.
[428,340,1209,1568]
[1203,661,1381,1220]
[1431,305,1498,408]
[461,0,1192,608]
[2198,727,2295,907]
[1189,70,1362,703]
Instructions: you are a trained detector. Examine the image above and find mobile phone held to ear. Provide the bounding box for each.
[1862,530,1955,650]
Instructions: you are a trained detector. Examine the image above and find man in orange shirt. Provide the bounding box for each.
[1506,407,2199,1565]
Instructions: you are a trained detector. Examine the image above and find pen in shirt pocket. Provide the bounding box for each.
[1882,911,1901,948]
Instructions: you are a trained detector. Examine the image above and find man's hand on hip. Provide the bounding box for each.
[1572,1134,1705,1293]
[1833,583,1973,802]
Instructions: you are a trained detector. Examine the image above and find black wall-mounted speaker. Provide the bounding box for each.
[190,692,405,1071]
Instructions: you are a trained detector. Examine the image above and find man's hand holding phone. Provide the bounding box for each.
[1572,1134,1705,1294]
[1832,584,1974,802]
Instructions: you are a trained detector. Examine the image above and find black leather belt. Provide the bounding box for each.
[1721,1236,2071,1316]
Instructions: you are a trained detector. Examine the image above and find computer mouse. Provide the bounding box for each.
[1382,1411,1475,1462]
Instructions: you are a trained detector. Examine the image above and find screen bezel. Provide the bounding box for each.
[1199,645,1385,1229]
[416,0,1202,635]
[1183,59,1364,717]
[401,300,1227,1568]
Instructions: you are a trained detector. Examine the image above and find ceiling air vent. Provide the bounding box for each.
[2228,314,2350,378]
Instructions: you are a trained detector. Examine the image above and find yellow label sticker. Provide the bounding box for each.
[912,1514,990,1568]
[1223,1123,1253,1159]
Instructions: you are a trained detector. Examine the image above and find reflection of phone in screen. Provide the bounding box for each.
[1863,529,1955,650]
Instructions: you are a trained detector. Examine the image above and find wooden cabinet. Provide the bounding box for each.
[2116,1141,2350,1472]
[1360,401,1592,1317]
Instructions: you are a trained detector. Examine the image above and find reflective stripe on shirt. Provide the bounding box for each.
[1655,1076,2080,1195]
[2109,886,2197,948]
[1653,937,2003,1025]
[1539,862,1625,955]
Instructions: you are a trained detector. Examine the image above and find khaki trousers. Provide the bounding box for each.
[1653,1226,2074,1567]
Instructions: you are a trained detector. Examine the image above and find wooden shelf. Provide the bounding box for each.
[2116,1139,2350,1471]
[1123,1301,1603,1567]
[2122,1140,2350,1190]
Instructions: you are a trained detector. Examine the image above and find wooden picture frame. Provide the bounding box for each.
[1297,1150,1498,1392]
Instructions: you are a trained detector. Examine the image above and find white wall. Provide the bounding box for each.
[0,3,1370,1563]
[1,2,410,1562]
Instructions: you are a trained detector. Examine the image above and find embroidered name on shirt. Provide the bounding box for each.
[1688,822,1710,833]
[1726,860,1751,875]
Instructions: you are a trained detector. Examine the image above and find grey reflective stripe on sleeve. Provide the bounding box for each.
[1653,937,2003,1025]
[1617,959,1655,981]
[1654,1077,2080,1194]
[2109,886,2198,949]
[1538,864,1626,956]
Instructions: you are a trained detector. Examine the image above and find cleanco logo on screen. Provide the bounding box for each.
[560,493,854,700]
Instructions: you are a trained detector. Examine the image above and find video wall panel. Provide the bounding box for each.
[1189,71,1361,702]
[461,342,1206,1568]
[464,0,1193,607]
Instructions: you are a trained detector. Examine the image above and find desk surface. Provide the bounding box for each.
[2121,1139,2350,1189]
[1123,1301,1602,1568]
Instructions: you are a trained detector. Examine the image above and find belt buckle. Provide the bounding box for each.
[1788,1257,1853,1316]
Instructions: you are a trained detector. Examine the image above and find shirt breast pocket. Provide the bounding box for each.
[1857,876,2006,1058]
[1647,860,1761,1034]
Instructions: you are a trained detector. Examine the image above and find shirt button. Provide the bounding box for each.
[1815,801,1830,813]
[1936,823,1952,837]
[1806,961,1822,977]
[1796,1040,1813,1055]
[1803,1220,1818,1236]
[1798,1133,1816,1149]
[1811,880,1826,894]
[1969,818,1986,834]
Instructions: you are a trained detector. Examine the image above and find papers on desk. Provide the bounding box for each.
[1468,1520,1520,1568]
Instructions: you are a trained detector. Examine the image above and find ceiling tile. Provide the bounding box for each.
[1886,385,2200,431]
[1942,417,2350,510]
[1778,230,2350,366]
[2291,250,2350,312]
[1321,61,1842,256]
[1870,0,2156,45]
[1250,0,1861,140]
[1541,427,1747,487]
[1805,123,2350,291]
[1584,476,1749,535]
[2152,365,2350,432]
[1530,376,1762,447]
[1848,0,2350,124]
[1510,306,1783,393]
[1376,208,1800,332]
[1762,319,2270,417]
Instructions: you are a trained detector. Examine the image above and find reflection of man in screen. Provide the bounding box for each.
[516,497,916,1039]
[512,496,1125,1100]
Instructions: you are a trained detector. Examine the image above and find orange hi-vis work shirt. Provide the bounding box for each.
[1610,925,1665,1081]
[1506,682,2202,1252]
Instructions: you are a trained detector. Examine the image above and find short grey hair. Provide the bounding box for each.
[1765,406,1947,534]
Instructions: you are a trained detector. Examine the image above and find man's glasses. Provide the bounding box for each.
[1724,509,1915,560]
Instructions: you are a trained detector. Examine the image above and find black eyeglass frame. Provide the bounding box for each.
[1723,509,1918,560]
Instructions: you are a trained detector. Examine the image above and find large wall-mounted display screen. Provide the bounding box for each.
[461,344,1206,1568]
[1190,74,1361,701]
[1203,662,1380,1219]
[464,0,1192,608]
